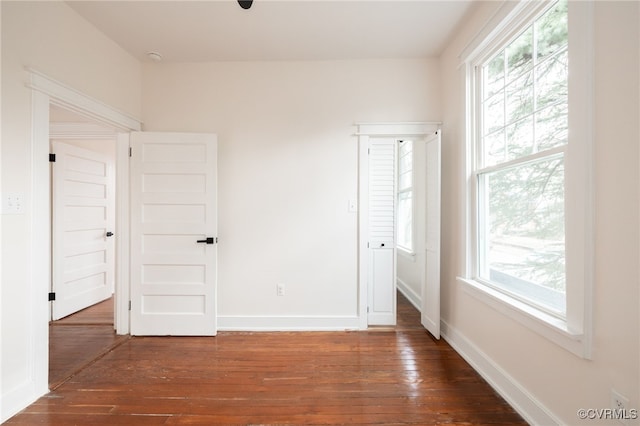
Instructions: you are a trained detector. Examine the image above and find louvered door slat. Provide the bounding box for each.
[367,138,396,325]
[368,140,396,248]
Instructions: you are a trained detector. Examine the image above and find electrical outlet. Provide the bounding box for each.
[277,283,285,296]
[611,389,630,425]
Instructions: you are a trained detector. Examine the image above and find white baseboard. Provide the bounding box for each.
[440,319,562,426]
[396,278,421,311]
[217,315,361,331]
[1,380,47,423]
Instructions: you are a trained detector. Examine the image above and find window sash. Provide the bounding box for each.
[397,141,413,252]
[397,189,413,252]
[472,0,569,317]
[475,151,567,318]
[460,0,593,359]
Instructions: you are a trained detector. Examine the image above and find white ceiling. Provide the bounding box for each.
[66,1,475,62]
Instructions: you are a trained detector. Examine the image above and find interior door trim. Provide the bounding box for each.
[28,70,141,400]
[356,122,441,329]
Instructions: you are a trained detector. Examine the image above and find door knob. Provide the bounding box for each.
[106,232,114,237]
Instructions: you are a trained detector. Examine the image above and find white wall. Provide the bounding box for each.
[1,1,140,421]
[6,1,637,424]
[439,1,639,425]
[141,59,440,328]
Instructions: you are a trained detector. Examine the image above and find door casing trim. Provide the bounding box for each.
[356,122,440,329]
[29,70,141,399]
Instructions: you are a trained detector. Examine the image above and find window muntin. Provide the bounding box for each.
[475,0,568,317]
[397,140,413,252]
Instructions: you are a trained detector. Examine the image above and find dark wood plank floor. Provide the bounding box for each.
[53,297,115,325]
[7,293,526,425]
[49,297,129,388]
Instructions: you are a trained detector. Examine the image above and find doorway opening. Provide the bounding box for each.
[28,69,141,396]
[48,105,123,387]
[357,122,441,338]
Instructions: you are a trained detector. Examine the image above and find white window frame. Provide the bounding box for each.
[397,139,414,255]
[458,0,594,358]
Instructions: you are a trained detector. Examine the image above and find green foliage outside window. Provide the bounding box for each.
[477,0,568,314]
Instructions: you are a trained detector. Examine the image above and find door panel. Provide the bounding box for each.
[368,245,396,324]
[367,138,396,325]
[421,131,441,338]
[130,132,217,336]
[51,142,114,320]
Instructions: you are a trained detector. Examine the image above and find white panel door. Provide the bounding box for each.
[367,138,396,325]
[51,142,114,320]
[421,131,441,338]
[130,132,217,336]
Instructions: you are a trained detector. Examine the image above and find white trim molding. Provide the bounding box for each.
[49,122,118,140]
[27,68,141,132]
[1,91,54,424]
[441,319,563,426]
[458,0,594,359]
[115,133,131,335]
[458,278,586,354]
[458,1,552,65]
[396,278,421,312]
[357,122,440,330]
[8,69,142,422]
[355,122,441,137]
[218,315,361,331]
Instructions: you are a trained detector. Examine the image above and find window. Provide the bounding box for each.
[478,0,568,317]
[461,0,593,357]
[397,140,413,253]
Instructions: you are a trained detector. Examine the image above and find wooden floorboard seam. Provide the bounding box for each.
[3,293,527,425]
[49,334,131,390]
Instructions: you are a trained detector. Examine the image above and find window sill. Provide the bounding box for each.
[457,277,590,359]
[397,247,416,261]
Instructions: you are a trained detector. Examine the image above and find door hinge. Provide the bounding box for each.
[48,292,56,301]
[128,300,132,311]
[49,153,56,162]
[129,147,132,157]
[367,306,370,313]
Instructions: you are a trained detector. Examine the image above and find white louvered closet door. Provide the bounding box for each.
[367,138,397,325]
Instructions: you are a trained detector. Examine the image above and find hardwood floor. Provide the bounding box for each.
[52,297,115,325]
[7,293,526,425]
[49,297,129,388]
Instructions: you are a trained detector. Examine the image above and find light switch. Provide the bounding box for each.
[2,193,25,214]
